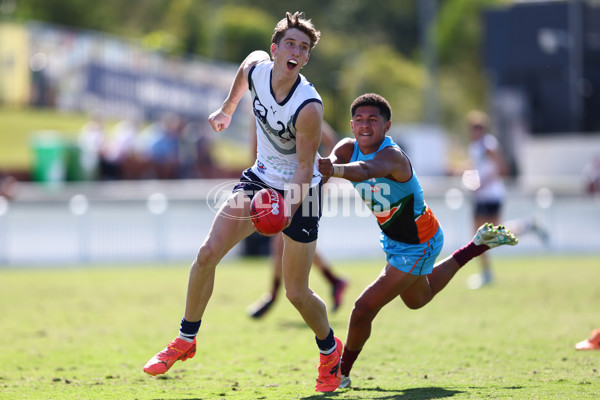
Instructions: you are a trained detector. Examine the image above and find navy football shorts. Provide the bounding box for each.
[473,200,502,217]
[233,168,322,243]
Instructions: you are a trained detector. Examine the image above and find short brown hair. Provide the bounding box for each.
[350,93,392,122]
[271,11,320,51]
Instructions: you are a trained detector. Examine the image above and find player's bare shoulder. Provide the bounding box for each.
[243,51,270,76]
[328,137,354,164]
[299,100,324,119]
[295,101,324,136]
[336,137,356,154]
[380,146,412,181]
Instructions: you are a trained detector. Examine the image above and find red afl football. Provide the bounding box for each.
[250,188,287,235]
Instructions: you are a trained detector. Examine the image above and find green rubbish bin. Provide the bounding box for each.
[31,132,68,184]
[31,132,94,183]
[65,142,88,181]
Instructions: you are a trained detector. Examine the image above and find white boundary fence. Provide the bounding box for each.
[0,177,598,266]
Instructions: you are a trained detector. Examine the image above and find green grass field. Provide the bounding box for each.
[1,255,599,399]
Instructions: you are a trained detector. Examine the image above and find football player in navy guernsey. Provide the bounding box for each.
[318,93,518,389]
[143,11,343,392]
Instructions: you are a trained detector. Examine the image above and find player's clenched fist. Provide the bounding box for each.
[318,158,334,177]
[208,108,232,132]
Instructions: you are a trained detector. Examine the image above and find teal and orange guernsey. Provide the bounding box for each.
[349,136,439,245]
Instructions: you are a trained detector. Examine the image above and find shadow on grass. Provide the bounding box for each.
[277,320,314,330]
[153,385,526,400]
[301,386,464,400]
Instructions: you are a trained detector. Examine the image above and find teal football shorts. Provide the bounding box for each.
[381,226,444,275]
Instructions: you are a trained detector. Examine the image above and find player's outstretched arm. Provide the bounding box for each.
[208,50,270,132]
[318,138,354,176]
[320,146,411,183]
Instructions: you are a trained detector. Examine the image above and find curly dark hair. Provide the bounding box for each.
[271,11,321,51]
[350,93,392,122]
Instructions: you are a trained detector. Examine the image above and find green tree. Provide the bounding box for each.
[205,5,275,62]
[436,0,512,137]
[340,45,424,125]
[6,0,515,139]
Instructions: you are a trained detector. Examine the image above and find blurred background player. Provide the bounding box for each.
[247,232,348,318]
[583,154,600,196]
[462,110,548,289]
[318,93,518,388]
[247,120,348,318]
[0,172,17,201]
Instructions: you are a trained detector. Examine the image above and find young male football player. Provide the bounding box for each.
[318,93,518,388]
[143,11,343,392]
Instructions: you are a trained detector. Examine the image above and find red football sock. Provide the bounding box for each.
[452,242,488,268]
[340,347,361,377]
[271,277,281,299]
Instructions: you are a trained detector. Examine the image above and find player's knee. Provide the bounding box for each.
[284,287,304,307]
[403,298,425,310]
[401,292,431,310]
[194,243,220,270]
[351,299,378,323]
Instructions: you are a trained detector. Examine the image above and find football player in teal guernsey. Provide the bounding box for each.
[318,93,518,388]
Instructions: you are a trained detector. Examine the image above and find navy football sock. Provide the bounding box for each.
[178,318,201,343]
[316,328,336,355]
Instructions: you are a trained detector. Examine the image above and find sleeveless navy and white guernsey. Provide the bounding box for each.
[248,60,323,190]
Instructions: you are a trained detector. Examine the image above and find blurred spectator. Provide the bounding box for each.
[0,173,17,201]
[149,112,183,179]
[78,113,107,180]
[132,118,162,178]
[134,121,158,159]
[583,155,600,196]
[101,118,140,180]
[179,120,217,178]
[131,112,183,180]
